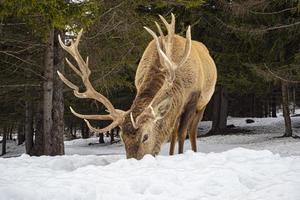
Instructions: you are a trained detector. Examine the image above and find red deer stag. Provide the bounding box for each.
[58,14,217,159]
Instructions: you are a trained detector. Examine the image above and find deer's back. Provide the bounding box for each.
[135,35,217,109]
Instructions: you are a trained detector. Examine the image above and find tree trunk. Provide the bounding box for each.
[73,126,77,139]
[271,94,277,117]
[210,85,228,134]
[43,28,65,155]
[43,28,55,155]
[68,122,74,139]
[99,133,105,144]
[17,123,25,145]
[81,122,90,139]
[9,125,13,140]
[281,81,293,137]
[264,99,270,117]
[110,130,114,144]
[1,128,7,156]
[292,86,296,115]
[115,127,120,137]
[31,97,44,156]
[25,96,34,153]
[251,94,255,117]
[50,28,65,155]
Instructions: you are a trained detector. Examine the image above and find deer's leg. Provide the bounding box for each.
[169,129,178,155]
[178,128,188,154]
[169,120,180,155]
[189,107,206,152]
[178,92,200,154]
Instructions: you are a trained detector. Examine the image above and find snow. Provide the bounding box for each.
[3,114,300,158]
[1,114,300,199]
[1,148,300,200]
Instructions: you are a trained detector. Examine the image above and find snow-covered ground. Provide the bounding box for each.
[3,114,300,157]
[1,115,300,199]
[1,149,300,200]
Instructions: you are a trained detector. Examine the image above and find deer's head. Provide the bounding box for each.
[58,14,191,159]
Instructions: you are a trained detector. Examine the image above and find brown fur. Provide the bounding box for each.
[120,35,217,159]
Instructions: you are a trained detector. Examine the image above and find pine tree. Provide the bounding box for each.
[0,0,98,155]
[194,0,300,136]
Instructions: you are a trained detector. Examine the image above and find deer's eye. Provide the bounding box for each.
[142,134,149,143]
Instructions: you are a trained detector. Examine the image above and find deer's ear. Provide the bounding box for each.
[152,96,172,120]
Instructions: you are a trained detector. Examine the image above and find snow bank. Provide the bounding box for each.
[1,148,300,200]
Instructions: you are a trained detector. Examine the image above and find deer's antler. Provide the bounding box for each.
[58,29,125,133]
[144,13,191,84]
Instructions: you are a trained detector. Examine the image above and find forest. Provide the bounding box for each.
[1,1,300,199]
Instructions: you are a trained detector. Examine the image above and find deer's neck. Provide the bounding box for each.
[131,70,165,116]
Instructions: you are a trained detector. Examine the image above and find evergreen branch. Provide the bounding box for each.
[217,0,297,16]
[98,1,125,20]
[0,51,46,80]
[0,84,41,88]
[215,17,300,34]
[249,7,297,15]
[264,64,300,84]
[0,22,26,26]
[0,51,39,67]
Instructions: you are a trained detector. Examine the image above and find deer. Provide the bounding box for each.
[57,14,217,160]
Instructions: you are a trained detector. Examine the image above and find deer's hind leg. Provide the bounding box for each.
[177,92,200,154]
[188,107,206,152]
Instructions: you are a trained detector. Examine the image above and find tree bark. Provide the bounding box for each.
[25,96,34,154]
[292,86,296,114]
[50,28,65,155]
[263,99,269,117]
[251,94,255,117]
[81,122,90,139]
[281,81,293,137]
[99,133,105,144]
[17,123,25,145]
[271,95,277,117]
[43,28,55,155]
[210,85,228,134]
[1,128,7,155]
[42,28,65,155]
[31,95,44,156]
[110,130,114,144]
[68,122,74,139]
[73,126,77,139]
[9,126,13,140]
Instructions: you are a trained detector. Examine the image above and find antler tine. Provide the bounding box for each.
[158,14,175,35]
[130,112,138,129]
[70,107,113,121]
[58,30,89,77]
[144,26,173,81]
[154,21,165,52]
[155,21,164,38]
[73,29,83,47]
[65,58,82,76]
[144,26,161,51]
[171,13,175,32]
[159,13,175,58]
[178,26,192,68]
[144,26,172,67]
[57,71,79,91]
[84,119,120,134]
[57,70,92,100]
